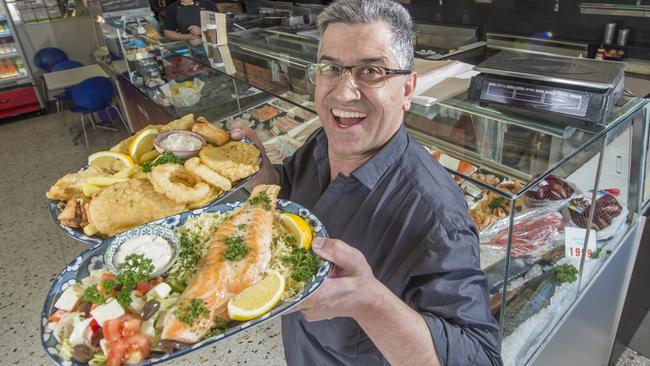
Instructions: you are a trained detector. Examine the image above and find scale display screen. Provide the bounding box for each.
[482,81,590,118]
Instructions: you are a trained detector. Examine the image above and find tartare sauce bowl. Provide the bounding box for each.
[154,130,206,159]
[104,225,180,279]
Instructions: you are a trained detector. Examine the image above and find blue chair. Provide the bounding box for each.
[33,47,68,72]
[70,77,130,151]
[50,60,84,132]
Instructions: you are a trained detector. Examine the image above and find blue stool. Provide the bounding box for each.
[33,47,68,72]
[50,60,84,132]
[70,77,130,151]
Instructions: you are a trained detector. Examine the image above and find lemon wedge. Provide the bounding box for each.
[129,128,158,163]
[227,270,285,321]
[280,213,313,250]
[88,151,134,173]
[139,149,160,164]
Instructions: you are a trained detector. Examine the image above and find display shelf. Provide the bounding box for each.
[0,72,28,85]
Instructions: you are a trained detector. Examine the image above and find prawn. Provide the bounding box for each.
[150,164,210,203]
[185,157,232,191]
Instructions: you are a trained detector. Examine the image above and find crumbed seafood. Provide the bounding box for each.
[87,178,186,236]
[57,198,90,228]
[192,117,230,146]
[185,157,232,191]
[150,164,211,204]
[46,166,109,201]
[199,141,261,182]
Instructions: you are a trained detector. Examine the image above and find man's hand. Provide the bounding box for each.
[291,237,379,321]
[188,25,201,36]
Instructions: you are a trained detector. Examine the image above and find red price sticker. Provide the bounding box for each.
[564,227,597,263]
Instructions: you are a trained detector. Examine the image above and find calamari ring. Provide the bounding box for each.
[185,157,232,191]
[150,164,210,204]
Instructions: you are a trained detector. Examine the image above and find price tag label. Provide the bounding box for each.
[564,227,597,263]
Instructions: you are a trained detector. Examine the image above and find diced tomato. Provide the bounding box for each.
[121,316,142,337]
[106,334,151,366]
[107,338,128,366]
[48,309,66,323]
[135,280,154,296]
[103,314,143,342]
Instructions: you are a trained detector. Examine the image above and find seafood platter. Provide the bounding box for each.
[219,98,317,144]
[42,185,332,366]
[46,114,262,245]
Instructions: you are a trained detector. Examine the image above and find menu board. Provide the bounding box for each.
[100,0,150,15]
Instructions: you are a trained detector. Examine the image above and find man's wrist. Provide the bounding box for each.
[351,277,384,323]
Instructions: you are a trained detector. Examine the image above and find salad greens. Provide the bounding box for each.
[554,264,579,284]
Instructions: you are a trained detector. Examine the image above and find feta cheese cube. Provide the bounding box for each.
[69,318,94,346]
[90,299,124,326]
[149,283,172,299]
[54,286,83,311]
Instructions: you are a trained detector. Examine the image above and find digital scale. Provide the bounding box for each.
[468,51,626,124]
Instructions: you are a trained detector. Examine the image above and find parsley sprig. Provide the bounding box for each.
[82,254,154,308]
[554,264,578,284]
[282,248,319,282]
[249,191,272,210]
[222,235,251,261]
[143,151,182,173]
[175,298,210,326]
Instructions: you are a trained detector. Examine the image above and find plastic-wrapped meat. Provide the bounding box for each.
[526,175,575,201]
[481,211,564,257]
[568,191,622,231]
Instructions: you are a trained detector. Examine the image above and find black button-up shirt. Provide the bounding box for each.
[276,125,502,366]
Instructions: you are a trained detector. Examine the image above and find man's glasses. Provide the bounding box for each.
[306,63,411,88]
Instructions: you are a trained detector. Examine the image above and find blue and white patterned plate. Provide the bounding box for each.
[46,138,261,246]
[41,199,331,366]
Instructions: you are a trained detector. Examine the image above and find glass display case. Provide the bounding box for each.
[97,18,650,365]
[406,93,648,365]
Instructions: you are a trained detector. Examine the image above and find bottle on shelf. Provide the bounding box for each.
[15,58,25,75]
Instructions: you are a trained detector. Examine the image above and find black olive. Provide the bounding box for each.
[140,300,161,320]
[77,301,92,317]
[72,345,95,363]
[158,339,185,354]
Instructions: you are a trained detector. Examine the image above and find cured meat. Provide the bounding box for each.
[568,191,622,231]
[481,211,564,257]
[526,175,574,201]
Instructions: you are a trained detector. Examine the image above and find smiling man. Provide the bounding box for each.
[231,0,501,365]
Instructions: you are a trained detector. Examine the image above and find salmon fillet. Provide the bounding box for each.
[161,184,280,343]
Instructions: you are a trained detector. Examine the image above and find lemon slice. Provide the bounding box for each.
[280,213,313,250]
[227,270,285,321]
[129,128,158,163]
[88,151,134,173]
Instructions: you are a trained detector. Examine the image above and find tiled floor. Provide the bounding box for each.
[2,109,649,366]
[0,111,287,365]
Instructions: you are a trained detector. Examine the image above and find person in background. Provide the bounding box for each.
[231,0,502,365]
[163,0,216,60]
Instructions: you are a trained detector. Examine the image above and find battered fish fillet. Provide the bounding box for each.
[87,178,186,236]
[46,166,109,201]
[199,141,260,182]
[161,184,280,343]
